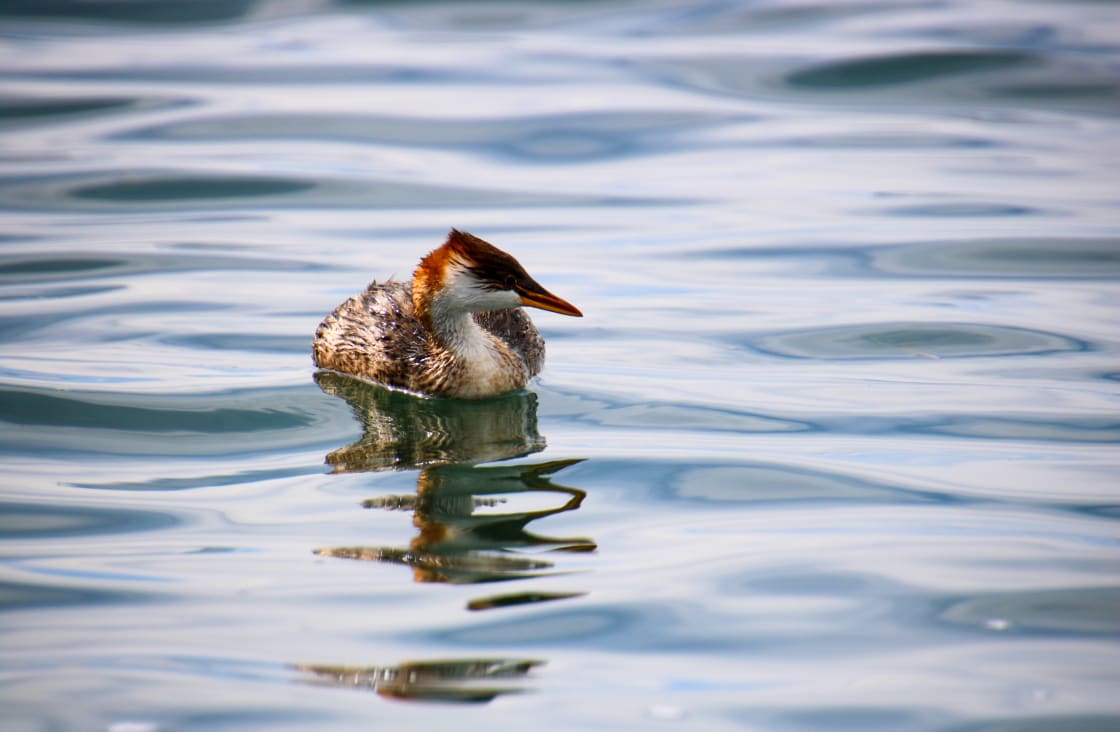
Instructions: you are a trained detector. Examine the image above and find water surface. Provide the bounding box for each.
[1,1,1118,730]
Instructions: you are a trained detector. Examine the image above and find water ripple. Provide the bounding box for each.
[0,384,353,458]
[874,202,1041,218]
[0,501,178,538]
[749,322,1085,360]
[0,579,154,610]
[71,176,313,202]
[873,238,1120,279]
[0,171,684,211]
[785,51,1036,89]
[587,459,945,505]
[690,237,1120,280]
[0,94,188,126]
[0,250,317,284]
[116,110,732,163]
[938,587,1120,636]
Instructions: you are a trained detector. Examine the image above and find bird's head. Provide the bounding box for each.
[413,229,582,320]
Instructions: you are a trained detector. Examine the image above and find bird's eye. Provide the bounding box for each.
[503,274,517,290]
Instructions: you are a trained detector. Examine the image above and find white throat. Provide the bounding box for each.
[429,265,517,353]
[424,265,526,396]
[429,300,500,365]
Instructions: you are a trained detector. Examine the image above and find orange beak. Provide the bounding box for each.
[518,287,583,317]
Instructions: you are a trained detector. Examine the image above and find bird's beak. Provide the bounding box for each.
[518,286,583,317]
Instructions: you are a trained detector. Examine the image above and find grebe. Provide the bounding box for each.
[312,229,582,399]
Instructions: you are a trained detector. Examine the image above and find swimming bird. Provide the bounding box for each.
[312,229,582,399]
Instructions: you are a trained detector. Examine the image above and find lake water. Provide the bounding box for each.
[1,1,1118,730]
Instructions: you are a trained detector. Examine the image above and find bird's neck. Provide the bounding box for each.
[426,296,498,365]
[422,296,525,398]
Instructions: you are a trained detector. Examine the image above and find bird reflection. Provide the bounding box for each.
[302,372,593,702]
[297,658,543,704]
[316,370,545,470]
[315,458,594,584]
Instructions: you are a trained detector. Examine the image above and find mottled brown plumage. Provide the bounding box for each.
[312,230,581,399]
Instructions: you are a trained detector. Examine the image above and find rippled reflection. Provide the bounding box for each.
[316,371,546,470]
[308,373,592,702]
[314,458,593,585]
[296,658,543,703]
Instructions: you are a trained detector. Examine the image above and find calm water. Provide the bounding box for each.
[1,1,1118,730]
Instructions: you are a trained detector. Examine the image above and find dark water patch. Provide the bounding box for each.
[0,255,122,277]
[779,132,1000,150]
[758,706,939,732]
[948,715,1120,732]
[72,176,312,202]
[574,385,1119,448]
[0,386,311,433]
[0,579,155,610]
[0,501,178,538]
[0,284,121,302]
[801,413,1120,445]
[691,1,899,32]
[875,202,1041,217]
[990,80,1120,105]
[874,237,1120,279]
[20,63,508,86]
[0,171,688,211]
[164,333,310,354]
[749,322,1084,360]
[0,94,190,133]
[171,707,330,732]
[584,459,946,506]
[723,569,1120,651]
[736,566,898,597]
[505,128,634,161]
[688,237,1120,280]
[72,464,325,492]
[920,416,1120,443]
[909,20,1063,47]
[0,250,319,286]
[0,96,137,123]
[590,402,809,434]
[670,463,945,505]
[652,48,1112,114]
[0,0,256,23]
[1076,505,1120,521]
[0,383,356,458]
[488,110,733,161]
[0,299,228,342]
[684,242,875,276]
[0,172,310,212]
[938,587,1120,636]
[786,50,1035,89]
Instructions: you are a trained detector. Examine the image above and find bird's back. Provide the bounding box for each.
[312,279,545,395]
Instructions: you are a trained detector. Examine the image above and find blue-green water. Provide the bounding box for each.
[1,1,1118,730]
